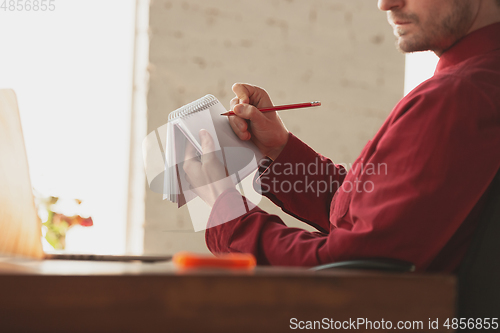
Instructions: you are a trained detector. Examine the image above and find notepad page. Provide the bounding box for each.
[163,97,263,205]
[163,108,220,202]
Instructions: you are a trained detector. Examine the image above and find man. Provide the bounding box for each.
[184,0,500,272]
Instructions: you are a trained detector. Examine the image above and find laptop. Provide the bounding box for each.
[0,89,171,263]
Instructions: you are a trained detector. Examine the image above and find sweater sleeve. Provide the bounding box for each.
[206,76,500,272]
[255,133,346,233]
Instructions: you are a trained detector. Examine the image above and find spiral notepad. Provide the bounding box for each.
[143,95,263,207]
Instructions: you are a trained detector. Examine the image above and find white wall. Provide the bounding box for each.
[144,0,406,254]
[405,52,439,95]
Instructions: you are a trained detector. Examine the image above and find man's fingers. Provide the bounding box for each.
[230,96,240,110]
[233,103,269,126]
[184,141,198,160]
[232,83,251,104]
[200,129,221,165]
[199,129,215,154]
[228,116,251,141]
[229,95,251,140]
[232,83,273,109]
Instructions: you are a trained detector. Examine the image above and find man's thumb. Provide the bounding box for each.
[199,129,216,154]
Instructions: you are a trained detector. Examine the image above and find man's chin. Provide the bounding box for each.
[396,37,430,54]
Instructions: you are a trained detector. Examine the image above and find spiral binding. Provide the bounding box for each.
[168,94,219,121]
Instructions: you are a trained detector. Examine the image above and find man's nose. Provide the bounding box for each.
[378,0,404,11]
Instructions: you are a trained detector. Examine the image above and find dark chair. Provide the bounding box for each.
[313,169,500,324]
[458,169,500,321]
[311,258,415,272]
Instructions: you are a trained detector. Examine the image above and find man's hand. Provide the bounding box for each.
[229,83,289,160]
[183,130,235,207]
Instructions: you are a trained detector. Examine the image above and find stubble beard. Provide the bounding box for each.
[391,0,474,55]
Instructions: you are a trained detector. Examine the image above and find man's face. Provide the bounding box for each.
[378,0,475,55]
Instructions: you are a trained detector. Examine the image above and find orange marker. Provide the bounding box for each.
[173,252,257,270]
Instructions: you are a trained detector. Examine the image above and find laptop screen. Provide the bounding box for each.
[0,89,44,259]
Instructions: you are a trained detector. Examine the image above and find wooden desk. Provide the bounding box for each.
[0,259,455,332]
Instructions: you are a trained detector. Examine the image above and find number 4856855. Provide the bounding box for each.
[1,0,56,11]
[443,318,498,330]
